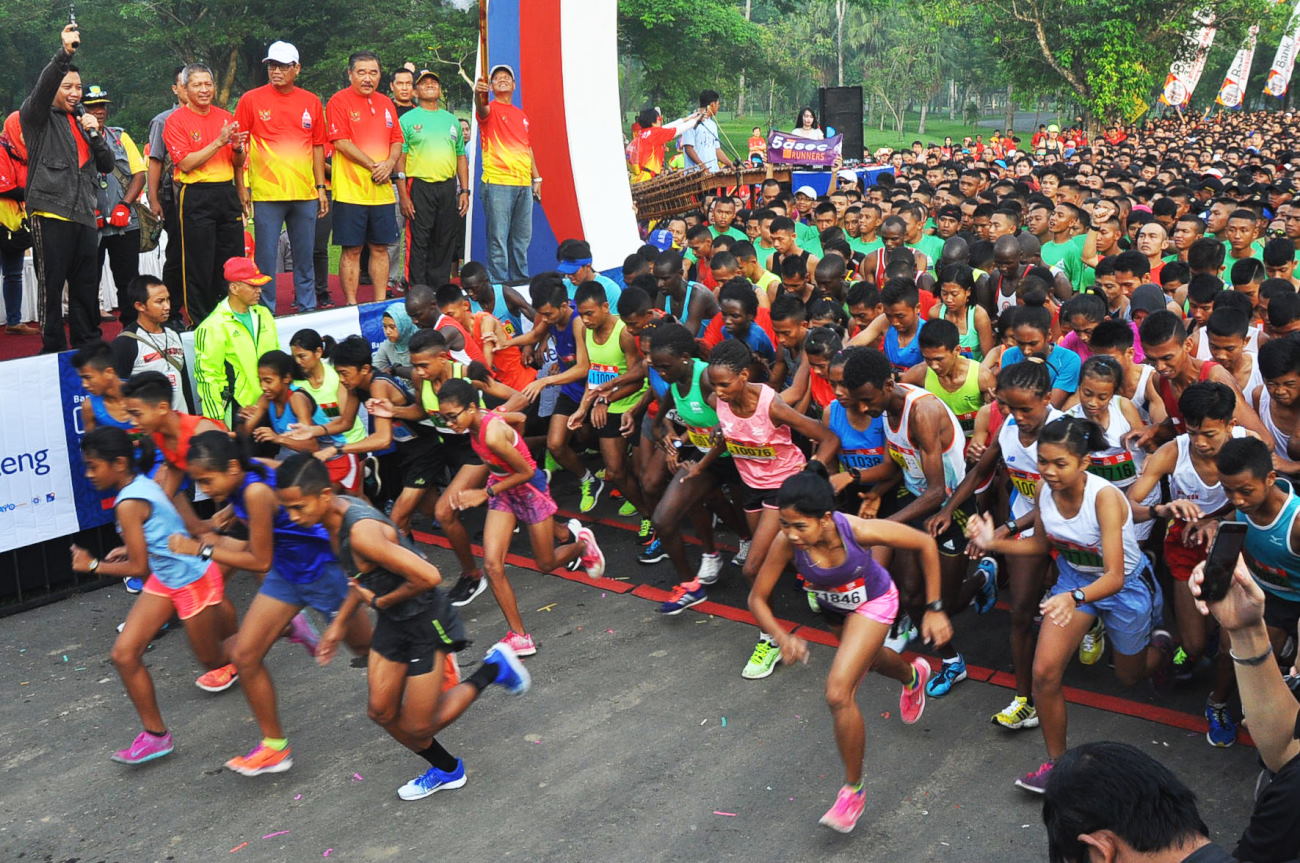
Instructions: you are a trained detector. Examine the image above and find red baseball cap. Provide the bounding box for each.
[223,256,271,286]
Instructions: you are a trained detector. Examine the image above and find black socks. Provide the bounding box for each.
[467,661,501,693]
[416,738,458,772]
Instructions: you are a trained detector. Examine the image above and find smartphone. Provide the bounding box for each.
[1201,521,1248,603]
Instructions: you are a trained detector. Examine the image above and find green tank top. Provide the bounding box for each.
[936,303,983,361]
[671,359,726,453]
[924,359,983,437]
[418,362,475,435]
[301,362,366,444]
[584,317,646,413]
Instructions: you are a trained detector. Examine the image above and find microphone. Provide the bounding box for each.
[73,102,99,140]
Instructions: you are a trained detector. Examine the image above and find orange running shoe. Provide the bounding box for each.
[226,743,293,776]
[195,663,239,692]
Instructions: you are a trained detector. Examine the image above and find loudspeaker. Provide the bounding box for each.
[819,86,863,160]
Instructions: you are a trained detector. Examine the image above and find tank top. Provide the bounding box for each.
[229,467,335,584]
[471,410,537,477]
[336,496,442,621]
[884,383,967,497]
[936,303,983,360]
[1157,360,1217,435]
[884,322,925,376]
[90,394,134,430]
[1259,387,1294,461]
[417,363,476,437]
[267,385,343,452]
[671,359,725,453]
[924,359,983,439]
[1040,472,1143,574]
[665,282,707,337]
[434,312,486,365]
[469,284,523,337]
[115,474,209,588]
[827,400,885,472]
[1130,363,1155,420]
[152,412,226,473]
[999,406,1064,519]
[1067,400,1140,488]
[1238,479,1300,601]
[1169,427,1247,511]
[1194,325,1261,360]
[994,265,1032,313]
[794,512,894,612]
[300,362,366,444]
[550,312,587,403]
[482,309,537,391]
[584,317,646,413]
[715,384,806,489]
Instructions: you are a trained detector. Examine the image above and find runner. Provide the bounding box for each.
[121,371,227,497]
[748,467,952,833]
[286,329,368,452]
[1253,338,1300,472]
[74,341,135,433]
[900,318,994,443]
[934,264,994,360]
[170,431,372,776]
[69,427,236,765]
[438,378,606,655]
[274,453,531,801]
[966,416,1171,793]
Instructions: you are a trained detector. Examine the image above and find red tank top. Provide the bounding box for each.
[152,413,226,472]
[436,313,487,365]
[471,411,535,476]
[1157,360,1217,434]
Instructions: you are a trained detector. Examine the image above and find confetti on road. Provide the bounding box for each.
[721,717,727,727]
[605,629,615,634]
[263,831,291,839]
[61,655,68,662]
[537,603,557,613]
[713,811,737,817]
[351,773,364,781]
[323,851,333,858]
[230,842,249,853]
[294,794,302,800]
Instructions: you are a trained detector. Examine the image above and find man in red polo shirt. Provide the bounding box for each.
[163,62,246,325]
[475,64,538,284]
[326,51,403,305]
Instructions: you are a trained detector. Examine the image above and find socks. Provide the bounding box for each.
[907,667,919,689]
[262,737,289,751]
[467,661,501,692]
[846,781,864,794]
[942,655,962,665]
[416,738,459,772]
[144,729,167,738]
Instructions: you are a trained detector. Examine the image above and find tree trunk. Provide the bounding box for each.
[918,100,929,136]
[948,79,957,120]
[216,45,239,108]
[767,77,775,130]
[1003,83,1014,135]
[836,0,846,87]
[736,0,752,116]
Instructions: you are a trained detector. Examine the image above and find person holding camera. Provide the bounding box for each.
[20,24,116,353]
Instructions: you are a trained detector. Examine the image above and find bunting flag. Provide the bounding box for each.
[1160,10,1218,107]
[1217,25,1259,108]
[1266,0,1300,97]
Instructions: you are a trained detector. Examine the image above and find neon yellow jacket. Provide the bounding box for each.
[193,298,279,422]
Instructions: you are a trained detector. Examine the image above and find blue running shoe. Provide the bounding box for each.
[1205,699,1237,748]
[925,654,968,697]
[124,577,144,594]
[397,758,467,801]
[973,557,998,614]
[639,537,667,564]
[659,583,707,615]
[484,642,531,695]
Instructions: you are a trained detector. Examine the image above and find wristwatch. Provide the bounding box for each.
[1004,518,1019,534]
[458,189,470,196]
[198,544,215,562]
[925,599,944,613]
[88,557,100,573]
[1070,588,1087,606]
[394,172,407,180]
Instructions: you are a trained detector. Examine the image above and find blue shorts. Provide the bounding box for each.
[1050,557,1163,656]
[259,563,349,619]
[332,200,397,247]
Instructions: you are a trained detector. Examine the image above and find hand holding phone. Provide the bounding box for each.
[1200,521,1247,604]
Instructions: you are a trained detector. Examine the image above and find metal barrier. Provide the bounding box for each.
[0,522,119,616]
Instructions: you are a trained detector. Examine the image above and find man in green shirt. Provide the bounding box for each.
[707,198,747,242]
[396,70,468,287]
[193,257,280,423]
[1042,202,1087,291]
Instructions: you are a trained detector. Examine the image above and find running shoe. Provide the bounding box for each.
[1172,647,1197,682]
[544,451,561,474]
[484,641,532,695]
[1148,628,1176,688]
[1078,619,1105,666]
[731,539,753,566]
[660,582,707,615]
[638,537,667,565]
[124,577,144,595]
[111,730,174,765]
[973,557,999,614]
[899,658,930,724]
[579,474,604,513]
[1015,761,1054,794]
[226,743,293,776]
[883,614,917,654]
[696,553,723,585]
[741,637,782,680]
[195,663,239,693]
[501,630,537,657]
[925,655,967,697]
[619,500,637,517]
[637,518,654,544]
[448,573,488,608]
[992,695,1040,729]
[818,785,867,833]
[286,612,320,657]
[397,758,467,801]
[576,527,606,577]
[1205,700,1237,748]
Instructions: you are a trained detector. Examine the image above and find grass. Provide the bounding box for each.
[711,112,1019,159]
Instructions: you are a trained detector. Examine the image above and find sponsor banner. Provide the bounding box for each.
[1217,26,1259,108]
[358,301,394,358]
[57,353,117,533]
[1266,0,1300,97]
[767,131,844,166]
[0,355,80,552]
[1160,11,1217,107]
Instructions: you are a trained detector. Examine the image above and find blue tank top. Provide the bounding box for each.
[884,322,925,375]
[470,284,523,338]
[826,401,885,472]
[665,282,707,337]
[268,385,343,450]
[115,474,208,588]
[1239,480,1300,602]
[230,466,336,585]
[90,394,134,430]
[648,366,669,399]
[552,313,586,402]
[794,511,893,596]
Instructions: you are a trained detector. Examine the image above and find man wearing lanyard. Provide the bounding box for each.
[475,64,539,284]
[397,69,468,288]
[82,85,146,327]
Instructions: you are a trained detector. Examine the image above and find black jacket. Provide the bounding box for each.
[19,48,114,228]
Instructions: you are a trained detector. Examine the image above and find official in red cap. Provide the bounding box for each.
[192,256,280,421]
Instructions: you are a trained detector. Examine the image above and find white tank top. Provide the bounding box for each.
[1130,363,1155,421]
[1067,399,1143,488]
[999,406,1064,518]
[1194,325,1261,360]
[884,383,968,498]
[1040,472,1143,574]
[1259,387,1295,461]
[1169,427,1248,511]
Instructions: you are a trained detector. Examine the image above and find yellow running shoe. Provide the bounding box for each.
[1078,619,1106,666]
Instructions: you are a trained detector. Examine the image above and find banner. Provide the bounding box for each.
[1266,0,1300,97]
[1160,10,1217,107]
[766,130,845,166]
[1217,25,1259,108]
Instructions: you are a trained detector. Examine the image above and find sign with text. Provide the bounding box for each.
[767,131,843,166]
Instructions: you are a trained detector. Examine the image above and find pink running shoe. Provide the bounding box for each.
[195,663,239,693]
[1015,761,1055,794]
[285,611,320,656]
[899,657,930,725]
[111,730,174,765]
[576,527,606,578]
[818,784,867,833]
[502,630,537,657]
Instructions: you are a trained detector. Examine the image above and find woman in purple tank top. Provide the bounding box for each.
[748,467,953,835]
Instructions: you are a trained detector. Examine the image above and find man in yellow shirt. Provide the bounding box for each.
[83,85,147,327]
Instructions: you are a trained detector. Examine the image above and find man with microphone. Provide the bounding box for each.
[19,24,115,353]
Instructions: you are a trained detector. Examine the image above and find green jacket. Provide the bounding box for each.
[193,298,280,422]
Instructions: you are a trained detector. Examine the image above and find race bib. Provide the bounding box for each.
[807,577,868,612]
[956,410,977,436]
[839,448,883,470]
[887,442,921,475]
[588,362,618,387]
[1008,467,1039,498]
[1087,451,1136,483]
[686,426,714,451]
[726,440,776,459]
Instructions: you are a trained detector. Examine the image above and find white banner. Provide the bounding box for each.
[1267,0,1300,97]
[1218,25,1259,108]
[0,354,80,552]
[1161,10,1218,106]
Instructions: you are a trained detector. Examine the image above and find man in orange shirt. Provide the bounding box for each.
[326,51,403,305]
[475,64,538,284]
[234,40,329,314]
[164,62,246,325]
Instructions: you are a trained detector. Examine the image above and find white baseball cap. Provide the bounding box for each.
[489,63,516,80]
[263,41,299,65]
[795,185,817,198]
